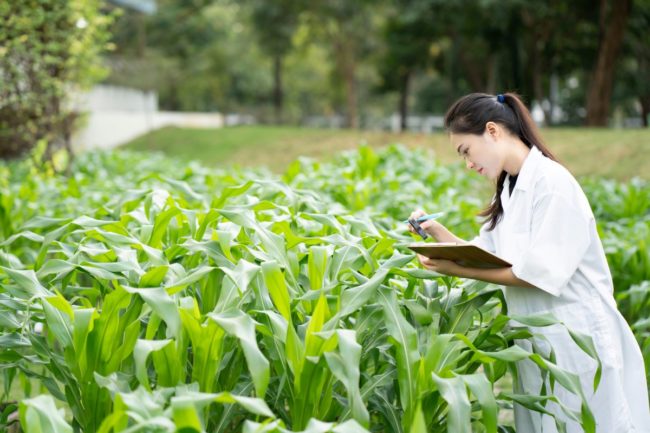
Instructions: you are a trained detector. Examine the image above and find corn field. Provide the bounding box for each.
[0,145,647,432]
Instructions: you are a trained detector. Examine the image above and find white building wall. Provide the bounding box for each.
[72,85,224,151]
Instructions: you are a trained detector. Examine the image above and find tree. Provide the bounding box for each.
[585,0,632,126]
[0,0,112,160]
[108,0,275,115]
[625,0,650,126]
[519,1,562,125]
[248,0,303,123]
[417,0,526,102]
[306,0,380,128]
[517,0,596,125]
[377,2,438,131]
[118,0,220,111]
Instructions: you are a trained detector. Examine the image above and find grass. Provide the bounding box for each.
[124,125,650,180]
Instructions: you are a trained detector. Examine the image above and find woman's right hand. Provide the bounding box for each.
[407,209,444,240]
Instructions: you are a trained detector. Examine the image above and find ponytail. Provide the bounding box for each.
[444,92,558,230]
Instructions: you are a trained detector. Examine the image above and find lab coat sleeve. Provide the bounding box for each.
[511,193,591,296]
[470,222,496,254]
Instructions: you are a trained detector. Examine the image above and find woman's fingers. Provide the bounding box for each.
[417,254,434,268]
[409,209,426,220]
[420,220,441,236]
[420,219,435,230]
[407,209,427,234]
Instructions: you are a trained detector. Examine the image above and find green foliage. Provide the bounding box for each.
[108,0,273,113]
[105,0,648,127]
[0,0,112,160]
[249,0,301,58]
[107,0,389,122]
[582,177,650,380]
[0,146,644,432]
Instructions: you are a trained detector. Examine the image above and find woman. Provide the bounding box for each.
[409,92,650,432]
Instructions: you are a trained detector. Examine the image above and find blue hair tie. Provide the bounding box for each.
[496,94,505,103]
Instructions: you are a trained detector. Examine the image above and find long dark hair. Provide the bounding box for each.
[444,92,558,230]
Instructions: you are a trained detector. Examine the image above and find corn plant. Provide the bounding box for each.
[0,147,618,432]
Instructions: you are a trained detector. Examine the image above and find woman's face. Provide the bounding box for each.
[450,130,503,180]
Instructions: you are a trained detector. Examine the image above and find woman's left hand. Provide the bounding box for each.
[417,254,464,276]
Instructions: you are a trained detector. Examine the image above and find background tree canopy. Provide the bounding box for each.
[0,0,112,160]
[105,0,650,129]
[2,0,649,161]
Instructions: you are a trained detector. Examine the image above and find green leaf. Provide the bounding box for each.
[408,402,427,433]
[335,268,389,321]
[1,230,44,246]
[208,309,270,398]
[36,259,75,278]
[19,394,73,433]
[164,265,214,294]
[179,309,225,393]
[459,373,497,433]
[71,308,96,377]
[308,246,329,291]
[221,259,260,294]
[431,372,471,433]
[377,287,419,428]
[305,294,331,357]
[566,329,602,391]
[140,265,169,287]
[172,390,275,419]
[509,313,560,327]
[123,285,181,338]
[211,181,254,209]
[0,266,50,298]
[72,215,118,228]
[324,330,369,427]
[133,339,172,390]
[262,261,292,323]
[42,294,74,349]
[148,206,181,248]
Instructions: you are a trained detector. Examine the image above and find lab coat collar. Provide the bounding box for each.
[512,145,544,192]
[500,145,544,212]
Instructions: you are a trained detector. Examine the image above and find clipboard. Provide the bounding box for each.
[407,242,512,269]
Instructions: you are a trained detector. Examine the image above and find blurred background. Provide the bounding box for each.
[1,0,649,176]
[2,4,650,429]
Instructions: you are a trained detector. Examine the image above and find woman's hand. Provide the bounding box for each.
[416,254,464,276]
[407,209,444,240]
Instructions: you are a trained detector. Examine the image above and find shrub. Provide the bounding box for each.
[0,0,112,160]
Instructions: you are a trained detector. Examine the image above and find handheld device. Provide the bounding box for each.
[402,212,444,224]
[408,218,429,240]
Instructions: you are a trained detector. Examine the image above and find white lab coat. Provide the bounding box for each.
[472,146,650,432]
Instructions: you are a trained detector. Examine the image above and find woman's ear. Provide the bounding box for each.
[484,121,500,140]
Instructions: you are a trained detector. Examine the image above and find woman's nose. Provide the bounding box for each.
[466,160,475,170]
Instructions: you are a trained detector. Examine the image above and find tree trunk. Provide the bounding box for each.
[549,74,559,125]
[641,96,650,127]
[273,55,283,124]
[62,111,76,175]
[398,70,411,132]
[137,13,147,58]
[456,36,485,91]
[521,7,553,125]
[344,62,358,129]
[636,48,650,127]
[532,70,550,126]
[485,54,498,95]
[335,37,358,129]
[585,0,631,126]
[531,46,554,126]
